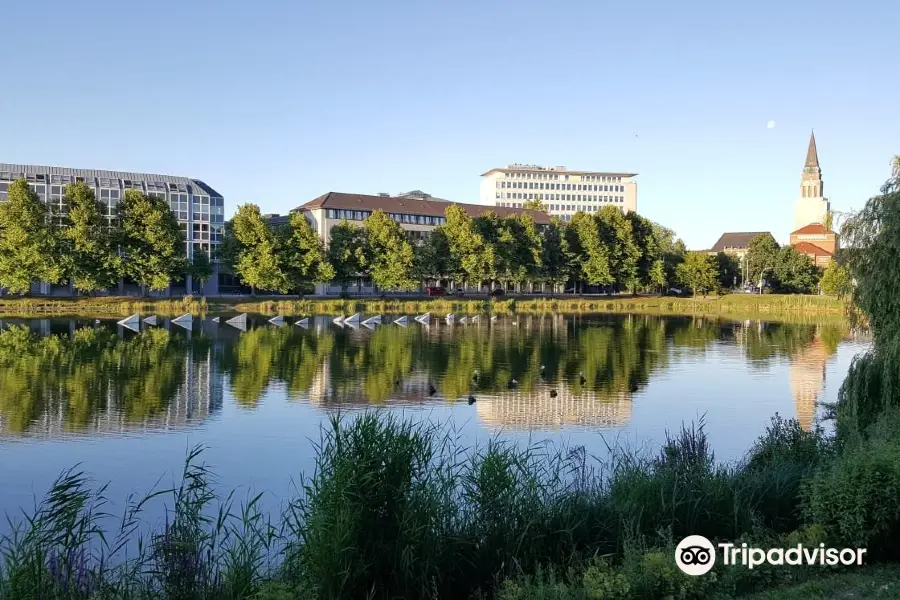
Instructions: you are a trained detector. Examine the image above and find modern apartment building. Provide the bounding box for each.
[0,163,225,295]
[480,163,638,222]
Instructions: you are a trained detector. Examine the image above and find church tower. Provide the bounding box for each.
[794,131,830,230]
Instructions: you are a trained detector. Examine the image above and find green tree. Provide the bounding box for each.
[648,259,667,292]
[507,213,543,290]
[596,206,640,292]
[745,234,780,289]
[0,180,65,294]
[773,246,821,294]
[676,251,718,296]
[188,249,214,294]
[715,252,740,291]
[327,220,368,295]
[653,223,687,290]
[626,212,659,293]
[280,211,334,294]
[225,203,289,294]
[364,210,416,291]
[566,212,612,290]
[119,189,185,295]
[819,260,852,297]
[540,219,570,293]
[522,198,547,212]
[61,182,121,294]
[442,205,491,288]
[414,227,453,284]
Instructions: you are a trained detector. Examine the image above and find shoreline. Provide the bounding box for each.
[0,293,848,324]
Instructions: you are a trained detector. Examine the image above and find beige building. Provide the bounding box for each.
[707,232,775,259]
[794,132,831,231]
[287,191,551,295]
[790,223,838,268]
[480,164,638,222]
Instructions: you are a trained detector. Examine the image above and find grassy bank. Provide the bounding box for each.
[0,296,208,318]
[4,411,899,600]
[0,293,846,320]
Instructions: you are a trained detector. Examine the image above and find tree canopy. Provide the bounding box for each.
[0,180,65,293]
[62,182,121,294]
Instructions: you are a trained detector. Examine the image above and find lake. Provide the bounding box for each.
[0,313,866,532]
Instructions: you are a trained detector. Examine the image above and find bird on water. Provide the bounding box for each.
[550,390,558,398]
[428,384,437,396]
[468,395,476,405]
[579,371,586,385]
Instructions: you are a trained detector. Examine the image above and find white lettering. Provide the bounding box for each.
[718,543,734,565]
[825,548,840,566]
[803,546,819,564]
[767,548,784,565]
[857,549,867,565]
[748,548,766,569]
[785,545,802,566]
[840,549,857,565]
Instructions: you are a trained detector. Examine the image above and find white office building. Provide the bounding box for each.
[480,163,638,222]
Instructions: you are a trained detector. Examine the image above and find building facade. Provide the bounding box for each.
[0,164,225,295]
[288,191,552,295]
[480,164,637,222]
[794,132,831,231]
[707,231,775,259]
[790,223,837,267]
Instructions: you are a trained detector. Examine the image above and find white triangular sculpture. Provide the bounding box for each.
[345,320,359,329]
[211,317,220,323]
[269,315,284,327]
[394,315,408,326]
[295,317,309,327]
[117,314,139,327]
[361,315,381,326]
[332,316,345,327]
[491,315,498,322]
[172,313,193,324]
[120,320,140,333]
[226,313,248,331]
[362,322,376,330]
[459,316,468,324]
[446,313,455,320]
[142,315,158,326]
[471,315,480,322]
[415,312,431,324]
[343,312,361,325]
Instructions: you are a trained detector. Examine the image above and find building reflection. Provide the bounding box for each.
[476,387,633,430]
[788,334,831,431]
[0,323,223,438]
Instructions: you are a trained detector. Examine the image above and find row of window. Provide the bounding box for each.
[498,181,625,193]
[0,179,223,205]
[500,202,626,214]
[325,208,448,226]
[501,193,625,203]
[503,171,624,183]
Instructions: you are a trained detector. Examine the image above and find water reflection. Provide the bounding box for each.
[0,314,850,438]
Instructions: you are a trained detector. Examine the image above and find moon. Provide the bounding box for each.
[766,120,776,129]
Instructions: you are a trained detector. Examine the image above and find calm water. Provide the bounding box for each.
[0,313,867,530]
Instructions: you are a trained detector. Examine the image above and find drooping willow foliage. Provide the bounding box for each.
[836,164,900,439]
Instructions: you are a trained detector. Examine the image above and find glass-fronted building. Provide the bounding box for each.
[0,163,225,295]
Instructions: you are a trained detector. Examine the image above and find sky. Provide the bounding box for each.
[1,0,897,249]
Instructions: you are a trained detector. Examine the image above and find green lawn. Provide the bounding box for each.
[742,565,900,599]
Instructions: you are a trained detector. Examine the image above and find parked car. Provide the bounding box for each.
[453,288,465,297]
[665,287,687,297]
[426,286,447,296]
[490,288,506,298]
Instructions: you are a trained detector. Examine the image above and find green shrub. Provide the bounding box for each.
[623,549,716,600]
[804,436,900,558]
[738,414,828,533]
[609,422,749,543]
[581,558,630,599]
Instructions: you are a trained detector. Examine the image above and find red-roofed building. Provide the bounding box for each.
[790,223,838,267]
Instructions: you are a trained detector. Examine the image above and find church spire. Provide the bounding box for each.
[805,130,819,169]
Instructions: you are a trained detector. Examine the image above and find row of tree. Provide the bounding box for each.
[222,203,696,295]
[674,234,827,296]
[0,180,210,294]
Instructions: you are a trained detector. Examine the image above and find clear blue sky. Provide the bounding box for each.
[2,0,897,249]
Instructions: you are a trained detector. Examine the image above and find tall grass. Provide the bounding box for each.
[0,412,828,599]
[0,296,208,318]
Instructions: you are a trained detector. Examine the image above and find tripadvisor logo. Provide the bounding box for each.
[675,536,867,576]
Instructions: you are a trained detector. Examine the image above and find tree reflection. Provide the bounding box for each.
[0,315,850,436]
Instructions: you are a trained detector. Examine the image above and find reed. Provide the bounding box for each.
[0,296,208,318]
[0,412,829,600]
